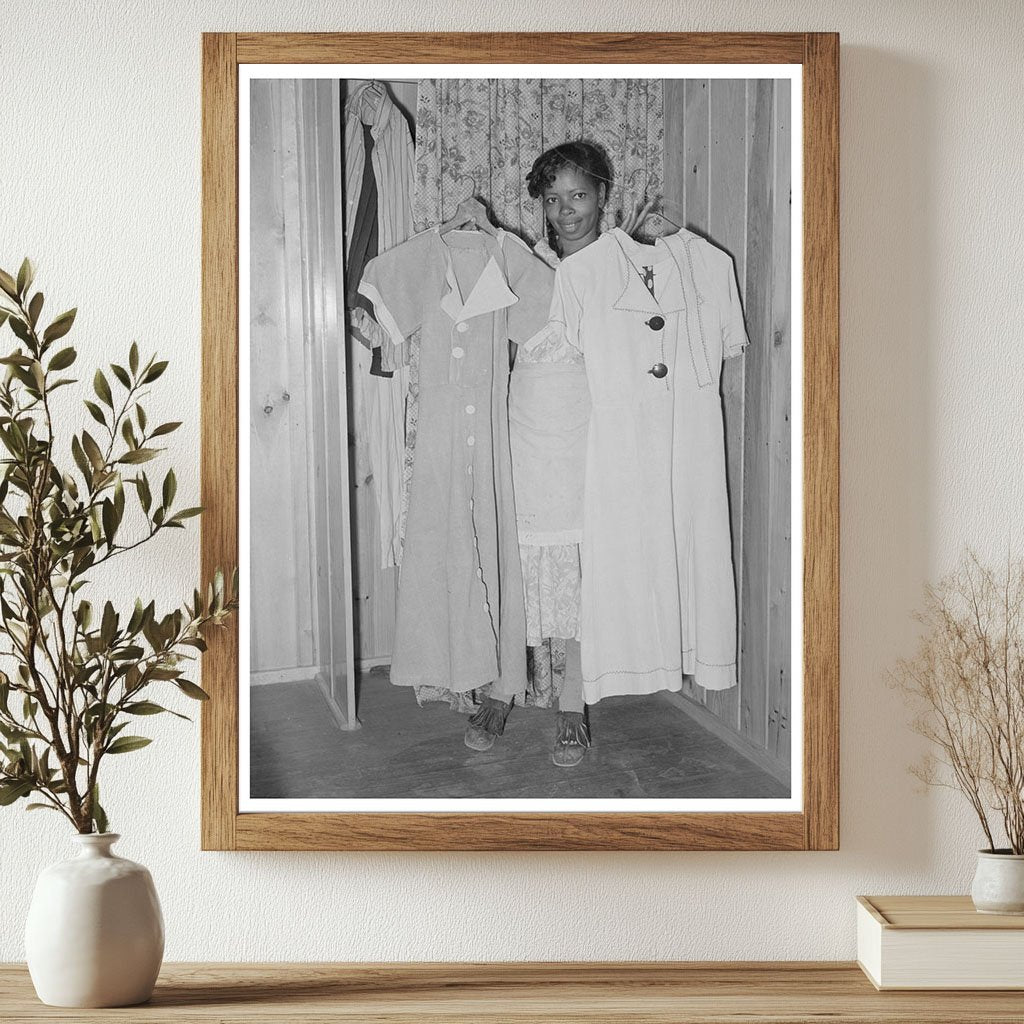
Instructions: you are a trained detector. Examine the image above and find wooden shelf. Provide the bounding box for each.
[3,962,1024,1022]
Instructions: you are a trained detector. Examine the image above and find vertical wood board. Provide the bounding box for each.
[248,81,307,671]
[282,81,316,668]
[307,80,344,691]
[662,80,686,232]
[705,78,748,729]
[767,79,793,766]
[739,79,774,749]
[682,80,710,235]
[294,80,327,675]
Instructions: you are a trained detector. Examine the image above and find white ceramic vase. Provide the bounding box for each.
[24,833,164,1007]
[970,850,1024,915]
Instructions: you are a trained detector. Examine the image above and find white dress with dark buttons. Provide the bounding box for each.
[525,227,749,703]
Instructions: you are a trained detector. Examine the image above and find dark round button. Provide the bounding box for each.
[649,363,668,379]
[647,315,665,331]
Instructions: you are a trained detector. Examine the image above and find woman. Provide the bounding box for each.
[463,140,654,767]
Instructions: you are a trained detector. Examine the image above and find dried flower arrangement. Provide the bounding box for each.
[894,551,1024,854]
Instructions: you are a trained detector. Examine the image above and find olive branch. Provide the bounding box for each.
[0,258,236,833]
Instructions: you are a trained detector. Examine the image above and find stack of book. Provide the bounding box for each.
[857,895,1024,990]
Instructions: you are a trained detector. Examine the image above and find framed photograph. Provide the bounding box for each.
[201,32,838,850]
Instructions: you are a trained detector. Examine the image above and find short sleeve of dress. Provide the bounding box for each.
[502,234,555,346]
[357,231,431,347]
[719,251,749,359]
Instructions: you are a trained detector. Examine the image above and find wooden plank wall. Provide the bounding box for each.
[249,80,355,710]
[766,82,792,764]
[663,79,792,776]
[249,80,317,677]
[249,77,414,681]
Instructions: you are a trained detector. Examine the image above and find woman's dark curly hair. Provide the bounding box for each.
[526,140,613,254]
[525,139,613,199]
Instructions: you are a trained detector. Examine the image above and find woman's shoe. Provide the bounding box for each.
[552,710,590,767]
[464,696,513,751]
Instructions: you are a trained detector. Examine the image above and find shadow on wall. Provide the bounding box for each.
[839,48,939,869]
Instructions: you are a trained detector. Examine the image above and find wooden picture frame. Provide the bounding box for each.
[201,32,838,851]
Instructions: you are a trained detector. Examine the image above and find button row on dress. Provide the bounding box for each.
[452,346,465,359]
[456,322,468,333]
[646,313,667,378]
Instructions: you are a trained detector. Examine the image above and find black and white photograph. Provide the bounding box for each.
[241,65,800,810]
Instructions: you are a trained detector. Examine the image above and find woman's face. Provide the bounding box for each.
[541,166,605,255]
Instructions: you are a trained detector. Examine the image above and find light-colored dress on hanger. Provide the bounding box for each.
[525,227,748,703]
[359,228,553,695]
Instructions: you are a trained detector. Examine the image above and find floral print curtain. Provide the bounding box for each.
[413,79,665,242]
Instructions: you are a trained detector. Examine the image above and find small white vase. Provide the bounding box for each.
[970,849,1024,915]
[24,833,164,1007]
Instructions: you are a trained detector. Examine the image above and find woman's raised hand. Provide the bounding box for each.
[615,194,661,237]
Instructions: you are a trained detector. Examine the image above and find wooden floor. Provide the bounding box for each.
[250,669,788,801]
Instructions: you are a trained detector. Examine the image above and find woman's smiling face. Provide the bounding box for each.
[542,166,605,255]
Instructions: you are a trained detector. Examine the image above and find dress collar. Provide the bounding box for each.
[607,227,686,316]
[533,238,561,269]
[435,229,519,323]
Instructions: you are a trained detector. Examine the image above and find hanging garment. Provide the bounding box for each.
[345,122,396,378]
[530,226,748,702]
[343,82,415,568]
[359,228,554,693]
[509,238,588,651]
[346,123,380,321]
[344,83,415,271]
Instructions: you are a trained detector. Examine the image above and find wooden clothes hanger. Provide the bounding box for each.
[439,196,498,238]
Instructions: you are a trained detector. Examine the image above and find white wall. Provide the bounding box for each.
[2,1,1022,961]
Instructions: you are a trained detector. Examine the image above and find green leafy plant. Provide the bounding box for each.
[0,259,236,833]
